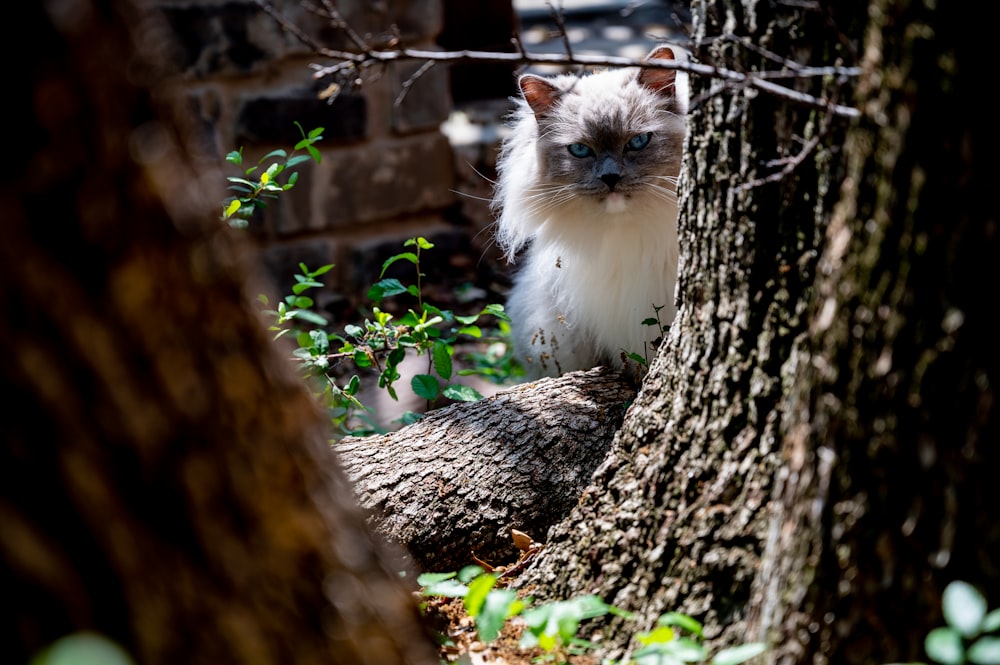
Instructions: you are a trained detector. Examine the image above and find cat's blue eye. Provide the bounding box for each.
[625,132,652,151]
[567,143,593,158]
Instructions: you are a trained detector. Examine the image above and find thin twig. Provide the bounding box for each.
[394,59,436,106]
[546,1,575,63]
[254,0,861,119]
[313,0,369,53]
[737,96,837,190]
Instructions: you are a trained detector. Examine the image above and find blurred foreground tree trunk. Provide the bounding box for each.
[0,3,438,664]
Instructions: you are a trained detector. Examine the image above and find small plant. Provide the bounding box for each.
[628,612,766,665]
[418,568,766,665]
[258,239,516,436]
[914,581,1000,665]
[222,121,324,227]
[419,567,625,662]
[224,124,521,435]
[622,303,670,370]
[420,566,525,643]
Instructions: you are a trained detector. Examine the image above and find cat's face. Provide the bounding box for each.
[520,50,685,217]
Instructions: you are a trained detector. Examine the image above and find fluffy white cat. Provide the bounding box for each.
[492,46,689,379]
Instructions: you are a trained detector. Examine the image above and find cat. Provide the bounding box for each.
[491,45,688,379]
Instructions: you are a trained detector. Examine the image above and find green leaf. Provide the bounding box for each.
[983,609,1000,633]
[30,632,136,665]
[483,303,511,322]
[227,176,258,189]
[286,154,312,168]
[412,374,440,400]
[310,264,335,277]
[417,571,456,586]
[634,651,684,665]
[712,643,768,665]
[288,309,328,326]
[969,637,1000,665]
[396,411,424,426]
[926,627,966,665]
[368,278,409,302]
[258,150,286,164]
[224,199,242,218]
[442,384,484,402]
[657,612,704,637]
[308,126,325,139]
[433,341,453,380]
[637,626,676,646]
[464,573,497,617]
[457,565,485,583]
[225,149,243,165]
[665,637,708,662]
[458,325,483,338]
[380,252,419,278]
[291,279,323,295]
[421,578,469,598]
[476,588,520,643]
[944,581,988,637]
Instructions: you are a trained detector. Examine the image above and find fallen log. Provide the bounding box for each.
[335,367,637,572]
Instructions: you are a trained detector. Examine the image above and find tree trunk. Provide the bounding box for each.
[0,3,438,664]
[337,367,635,572]
[511,0,864,660]
[749,0,1000,662]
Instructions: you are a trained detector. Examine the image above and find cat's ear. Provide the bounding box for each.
[638,46,677,96]
[519,75,562,117]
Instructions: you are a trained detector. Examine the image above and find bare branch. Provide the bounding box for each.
[256,0,861,119]
[312,0,369,53]
[546,1,575,63]
[394,59,435,107]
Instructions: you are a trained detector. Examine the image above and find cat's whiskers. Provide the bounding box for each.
[644,182,680,205]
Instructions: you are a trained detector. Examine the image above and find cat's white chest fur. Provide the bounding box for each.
[492,45,687,379]
[505,198,679,378]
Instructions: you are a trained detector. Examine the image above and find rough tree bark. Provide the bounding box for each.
[337,367,636,572]
[509,1,865,660]
[0,3,437,663]
[749,1,1000,663]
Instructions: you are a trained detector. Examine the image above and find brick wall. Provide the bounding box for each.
[147,0,513,320]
